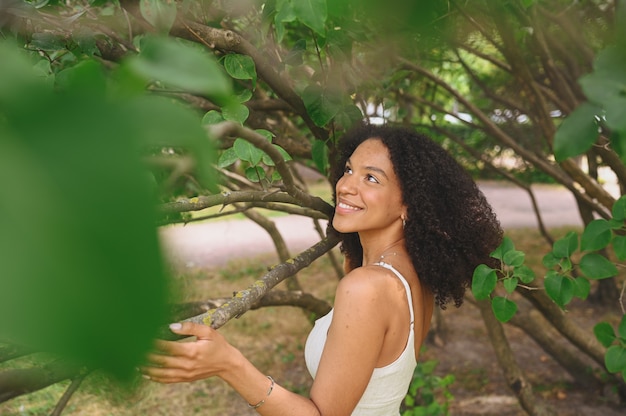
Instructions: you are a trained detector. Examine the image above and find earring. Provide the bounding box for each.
[401,215,406,229]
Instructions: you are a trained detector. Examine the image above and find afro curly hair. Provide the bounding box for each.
[329,124,503,309]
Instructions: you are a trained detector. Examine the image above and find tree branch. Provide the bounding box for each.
[180,233,340,330]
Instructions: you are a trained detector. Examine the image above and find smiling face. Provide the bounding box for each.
[333,139,406,236]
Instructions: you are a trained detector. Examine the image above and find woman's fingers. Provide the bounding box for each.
[168,321,214,339]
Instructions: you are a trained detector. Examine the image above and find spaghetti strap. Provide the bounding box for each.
[375,261,415,328]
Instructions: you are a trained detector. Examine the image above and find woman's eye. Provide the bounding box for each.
[366,174,379,184]
[344,166,352,174]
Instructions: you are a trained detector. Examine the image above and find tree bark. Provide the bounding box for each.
[476,299,556,416]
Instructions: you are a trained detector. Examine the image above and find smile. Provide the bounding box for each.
[337,202,361,211]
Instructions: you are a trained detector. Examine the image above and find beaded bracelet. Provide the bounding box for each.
[247,376,275,410]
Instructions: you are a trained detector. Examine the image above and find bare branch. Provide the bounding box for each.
[182,233,341,330]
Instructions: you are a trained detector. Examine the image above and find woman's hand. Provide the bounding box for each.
[141,322,237,384]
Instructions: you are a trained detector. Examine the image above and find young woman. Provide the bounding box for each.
[142,124,502,415]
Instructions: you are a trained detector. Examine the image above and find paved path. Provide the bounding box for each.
[159,181,609,270]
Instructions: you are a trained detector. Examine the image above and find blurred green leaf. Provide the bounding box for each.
[293,0,327,35]
[579,253,618,279]
[302,85,343,127]
[552,231,578,258]
[223,102,250,124]
[202,110,226,125]
[245,165,266,182]
[513,265,535,284]
[612,235,626,261]
[126,36,232,102]
[544,271,573,308]
[619,314,626,340]
[218,147,239,168]
[312,139,329,174]
[611,196,626,222]
[581,219,612,252]
[572,277,591,301]
[234,137,263,165]
[224,54,257,84]
[490,236,514,260]
[0,54,171,379]
[471,264,497,300]
[605,345,626,373]
[503,277,518,294]
[140,0,177,33]
[503,250,525,267]
[491,296,517,323]
[553,102,601,162]
[595,322,617,348]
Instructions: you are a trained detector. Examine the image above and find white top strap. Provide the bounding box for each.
[375,261,414,327]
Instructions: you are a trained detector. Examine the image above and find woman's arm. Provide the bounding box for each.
[141,267,391,416]
[142,322,323,415]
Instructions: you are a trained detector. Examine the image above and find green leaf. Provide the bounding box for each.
[202,110,225,125]
[619,315,626,340]
[223,54,257,85]
[581,219,612,251]
[503,277,518,294]
[0,59,178,378]
[605,345,626,373]
[490,236,515,261]
[491,296,518,323]
[542,252,560,268]
[140,0,177,33]
[612,235,626,261]
[553,102,601,162]
[572,277,590,300]
[312,139,329,174]
[471,264,497,300]
[261,144,293,167]
[552,231,578,258]
[245,166,266,182]
[293,0,327,35]
[605,96,626,134]
[612,196,626,222]
[222,102,250,124]
[302,85,343,127]
[255,129,275,141]
[544,271,574,308]
[503,250,525,267]
[218,147,239,168]
[126,96,217,191]
[234,138,263,165]
[579,253,618,279]
[127,36,232,101]
[594,322,617,348]
[513,265,536,284]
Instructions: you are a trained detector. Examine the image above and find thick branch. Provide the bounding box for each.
[518,283,606,368]
[173,290,332,322]
[183,233,340,329]
[0,360,84,403]
[475,299,556,416]
[508,299,605,389]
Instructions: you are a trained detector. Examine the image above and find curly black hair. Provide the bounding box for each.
[329,124,503,309]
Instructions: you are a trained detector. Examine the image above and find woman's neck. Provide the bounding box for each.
[361,237,406,266]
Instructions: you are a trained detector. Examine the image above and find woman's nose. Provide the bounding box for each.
[337,175,356,194]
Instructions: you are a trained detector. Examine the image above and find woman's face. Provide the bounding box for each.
[333,139,406,235]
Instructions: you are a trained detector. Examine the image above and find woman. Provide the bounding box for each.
[142,124,502,415]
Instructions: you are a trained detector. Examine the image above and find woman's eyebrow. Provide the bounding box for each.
[346,157,389,179]
[365,165,389,179]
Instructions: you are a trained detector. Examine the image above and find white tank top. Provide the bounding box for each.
[304,262,417,416]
